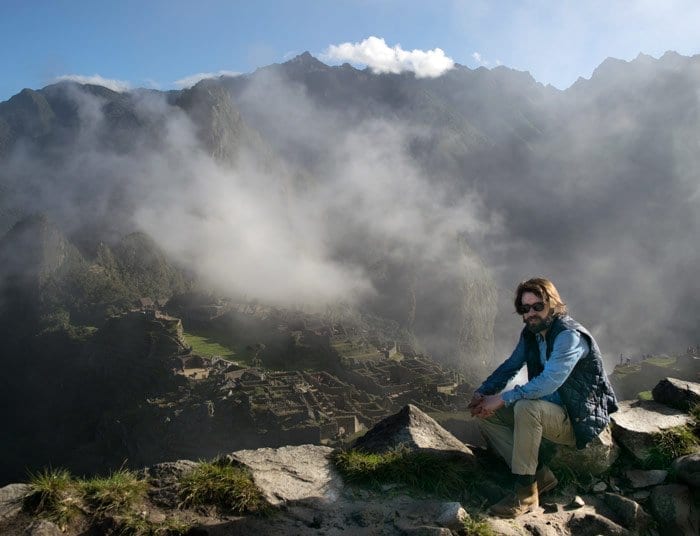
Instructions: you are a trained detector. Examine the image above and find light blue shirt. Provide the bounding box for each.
[498,329,590,406]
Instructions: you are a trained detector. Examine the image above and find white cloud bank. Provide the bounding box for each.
[174,70,241,89]
[54,74,131,93]
[324,36,454,78]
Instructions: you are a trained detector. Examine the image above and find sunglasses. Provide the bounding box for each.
[517,302,545,314]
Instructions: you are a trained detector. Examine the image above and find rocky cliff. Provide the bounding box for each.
[2,386,699,535]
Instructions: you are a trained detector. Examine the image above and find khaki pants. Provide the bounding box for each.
[478,399,576,475]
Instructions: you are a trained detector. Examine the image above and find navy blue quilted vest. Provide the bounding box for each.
[522,315,618,449]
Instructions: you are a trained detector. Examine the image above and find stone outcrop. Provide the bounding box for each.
[652,377,700,411]
[624,469,667,488]
[229,445,342,507]
[4,399,700,535]
[602,492,653,533]
[0,484,29,521]
[351,404,475,461]
[649,484,700,536]
[550,426,619,475]
[610,399,694,461]
[673,453,700,487]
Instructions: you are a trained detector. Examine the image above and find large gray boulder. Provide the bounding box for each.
[0,483,30,521]
[550,426,619,475]
[230,445,342,507]
[649,484,700,536]
[602,492,653,533]
[673,453,700,488]
[610,400,693,461]
[351,404,475,463]
[652,377,700,411]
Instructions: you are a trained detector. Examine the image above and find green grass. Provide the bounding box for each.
[118,514,192,536]
[24,468,81,529]
[644,356,676,367]
[644,425,699,468]
[81,469,147,514]
[462,511,497,536]
[182,329,237,360]
[178,460,268,514]
[332,446,477,496]
[331,340,383,361]
[24,467,191,535]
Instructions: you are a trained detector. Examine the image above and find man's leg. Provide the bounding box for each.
[511,399,576,476]
[489,399,576,517]
[477,405,516,468]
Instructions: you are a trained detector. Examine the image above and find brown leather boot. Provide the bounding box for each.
[489,481,539,518]
[536,465,558,495]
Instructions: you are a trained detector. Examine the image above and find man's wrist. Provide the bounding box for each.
[501,390,518,406]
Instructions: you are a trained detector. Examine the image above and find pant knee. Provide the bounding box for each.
[513,399,541,420]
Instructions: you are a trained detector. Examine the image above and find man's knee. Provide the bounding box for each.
[513,399,541,421]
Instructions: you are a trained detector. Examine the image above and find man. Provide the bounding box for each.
[468,277,618,518]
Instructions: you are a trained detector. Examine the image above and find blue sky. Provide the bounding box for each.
[2,0,699,101]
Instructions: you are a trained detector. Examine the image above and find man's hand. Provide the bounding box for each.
[474,394,505,418]
[468,391,485,416]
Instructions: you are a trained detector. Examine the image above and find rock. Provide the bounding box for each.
[649,484,700,536]
[435,501,467,529]
[633,490,651,501]
[398,526,452,536]
[352,404,475,463]
[624,469,667,488]
[592,481,607,492]
[142,459,198,508]
[550,426,619,475]
[23,520,62,536]
[542,502,559,513]
[0,483,30,520]
[610,400,693,461]
[230,445,342,507]
[566,495,585,509]
[603,492,653,532]
[673,453,700,487]
[652,377,700,411]
[566,511,632,535]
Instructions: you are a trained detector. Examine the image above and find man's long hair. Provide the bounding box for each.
[514,277,568,316]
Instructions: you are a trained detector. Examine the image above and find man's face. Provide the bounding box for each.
[520,291,551,334]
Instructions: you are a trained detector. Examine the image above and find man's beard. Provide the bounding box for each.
[525,314,554,334]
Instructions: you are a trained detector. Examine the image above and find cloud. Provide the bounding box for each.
[53,74,131,92]
[471,52,501,67]
[324,36,454,78]
[173,70,241,89]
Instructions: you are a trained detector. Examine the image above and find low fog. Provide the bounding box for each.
[2,52,699,368]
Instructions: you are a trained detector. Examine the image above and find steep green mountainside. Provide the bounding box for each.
[0,215,190,331]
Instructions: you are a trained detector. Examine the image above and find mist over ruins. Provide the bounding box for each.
[1,50,700,488]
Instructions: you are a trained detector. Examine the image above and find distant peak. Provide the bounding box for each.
[285,52,328,69]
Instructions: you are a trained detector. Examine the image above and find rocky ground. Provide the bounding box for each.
[2,377,699,535]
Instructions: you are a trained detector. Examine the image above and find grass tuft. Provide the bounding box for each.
[645,425,699,468]
[689,403,700,423]
[462,510,497,536]
[119,513,193,535]
[81,469,147,514]
[24,467,82,528]
[178,460,268,514]
[332,446,477,496]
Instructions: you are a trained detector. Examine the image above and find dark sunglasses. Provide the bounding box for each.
[517,302,545,314]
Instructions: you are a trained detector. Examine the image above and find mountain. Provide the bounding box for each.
[1,51,700,361]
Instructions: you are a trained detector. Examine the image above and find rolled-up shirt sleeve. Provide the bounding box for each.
[501,330,589,406]
[477,335,527,395]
